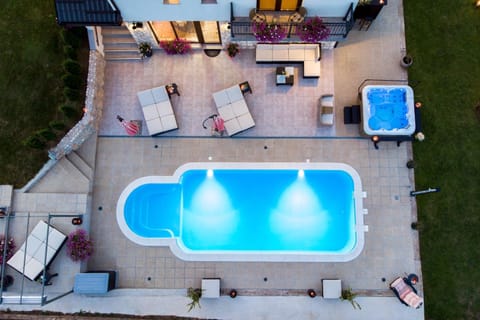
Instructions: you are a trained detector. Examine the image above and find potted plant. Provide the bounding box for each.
[226,43,239,58]
[66,229,94,262]
[229,289,238,298]
[341,288,362,310]
[186,287,202,311]
[406,159,416,169]
[252,22,287,43]
[139,43,153,58]
[307,289,317,298]
[401,55,413,68]
[160,39,192,55]
[296,17,330,43]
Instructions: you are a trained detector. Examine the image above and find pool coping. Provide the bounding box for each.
[116,162,366,262]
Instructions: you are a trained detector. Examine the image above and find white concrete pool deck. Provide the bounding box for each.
[0,0,425,318]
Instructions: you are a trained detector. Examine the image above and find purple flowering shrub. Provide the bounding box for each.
[159,38,192,55]
[66,229,93,262]
[252,22,287,43]
[0,236,15,264]
[296,17,330,43]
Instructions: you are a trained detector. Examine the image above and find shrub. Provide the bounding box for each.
[49,120,67,131]
[63,59,81,75]
[23,135,46,149]
[63,87,80,101]
[296,17,330,43]
[159,39,192,55]
[226,43,239,58]
[66,229,94,262]
[252,22,287,43]
[0,236,15,265]
[62,73,82,89]
[36,128,56,141]
[60,104,79,119]
[63,45,77,59]
[60,28,81,48]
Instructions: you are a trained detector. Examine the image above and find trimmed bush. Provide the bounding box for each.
[62,73,82,89]
[60,28,81,48]
[63,45,77,59]
[49,120,67,131]
[63,87,80,101]
[23,135,46,149]
[63,59,81,75]
[59,104,79,119]
[37,128,56,141]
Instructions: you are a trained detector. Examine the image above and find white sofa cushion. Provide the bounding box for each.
[226,85,244,103]
[137,90,155,106]
[156,101,174,117]
[161,114,178,131]
[304,60,321,77]
[255,44,273,61]
[231,99,249,116]
[146,118,163,134]
[304,44,320,61]
[224,118,242,135]
[218,104,235,121]
[288,44,305,61]
[237,112,255,130]
[142,104,159,121]
[151,86,169,102]
[272,45,289,61]
[213,90,230,108]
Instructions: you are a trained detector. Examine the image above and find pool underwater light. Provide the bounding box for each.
[298,169,305,178]
[207,169,214,178]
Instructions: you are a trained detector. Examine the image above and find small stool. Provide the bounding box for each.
[166,83,180,97]
[239,81,252,95]
[201,278,221,298]
[322,279,342,299]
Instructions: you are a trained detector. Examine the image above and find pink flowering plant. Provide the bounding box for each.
[0,236,15,265]
[66,229,93,262]
[159,38,192,55]
[252,22,287,43]
[296,17,330,43]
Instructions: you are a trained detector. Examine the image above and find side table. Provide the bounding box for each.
[276,67,294,86]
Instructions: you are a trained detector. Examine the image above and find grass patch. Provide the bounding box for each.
[0,0,87,187]
[404,1,480,319]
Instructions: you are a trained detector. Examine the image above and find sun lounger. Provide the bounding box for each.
[319,94,335,125]
[137,86,178,135]
[7,221,67,281]
[390,277,423,309]
[213,84,255,136]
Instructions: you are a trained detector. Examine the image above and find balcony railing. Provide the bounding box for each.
[230,3,354,42]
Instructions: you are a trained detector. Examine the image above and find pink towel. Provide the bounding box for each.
[390,277,423,309]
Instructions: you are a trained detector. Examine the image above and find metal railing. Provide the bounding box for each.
[230,3,354,41]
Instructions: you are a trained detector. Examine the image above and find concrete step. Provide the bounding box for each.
[58,157,90,188]
[105,55,143,61]
[101,26,131,36]
[66,151,93,181]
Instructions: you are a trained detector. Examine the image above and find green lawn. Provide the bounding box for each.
[0,0,87,187]
[404,1,480,319]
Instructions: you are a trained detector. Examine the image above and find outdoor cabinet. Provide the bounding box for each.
[73,271,117,295]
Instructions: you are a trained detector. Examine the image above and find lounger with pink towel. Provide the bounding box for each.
[212,84,255,136]
[390,277,423,309]
[137,86,178,135]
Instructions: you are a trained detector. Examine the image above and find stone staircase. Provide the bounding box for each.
[102,26,142,61]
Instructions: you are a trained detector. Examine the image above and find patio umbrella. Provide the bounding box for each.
[116,115,140,136]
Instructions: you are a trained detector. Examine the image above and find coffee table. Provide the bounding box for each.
[276,66,294,86]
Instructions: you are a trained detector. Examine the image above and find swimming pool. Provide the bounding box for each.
[116,162,366,262]
[362,85,415,136]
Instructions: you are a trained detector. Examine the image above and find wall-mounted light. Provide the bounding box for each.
[476,0,480,8]
[132,22,143,30]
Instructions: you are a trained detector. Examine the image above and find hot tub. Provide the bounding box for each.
[362,85,415,136]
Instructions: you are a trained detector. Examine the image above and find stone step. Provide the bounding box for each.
[66,151,93,181]
[105,55,143,61]
[58,157,90,190]
[101,26,131,35]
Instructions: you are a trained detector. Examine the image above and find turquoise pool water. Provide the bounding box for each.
[117,163,366,262]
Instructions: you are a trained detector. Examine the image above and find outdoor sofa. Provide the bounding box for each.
[137,86,178,136]
[7,220,67,281]
[255,43,321,78]
[212,84,255,136]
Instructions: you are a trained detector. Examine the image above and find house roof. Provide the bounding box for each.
[55,0,123,26]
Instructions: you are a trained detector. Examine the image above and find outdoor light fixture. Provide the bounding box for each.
[371,135,380,150]
[208,156,212,161]
[476,0,480,8]
[132,22,143,29]
[306,158,310,163]
[415,101,422,108]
